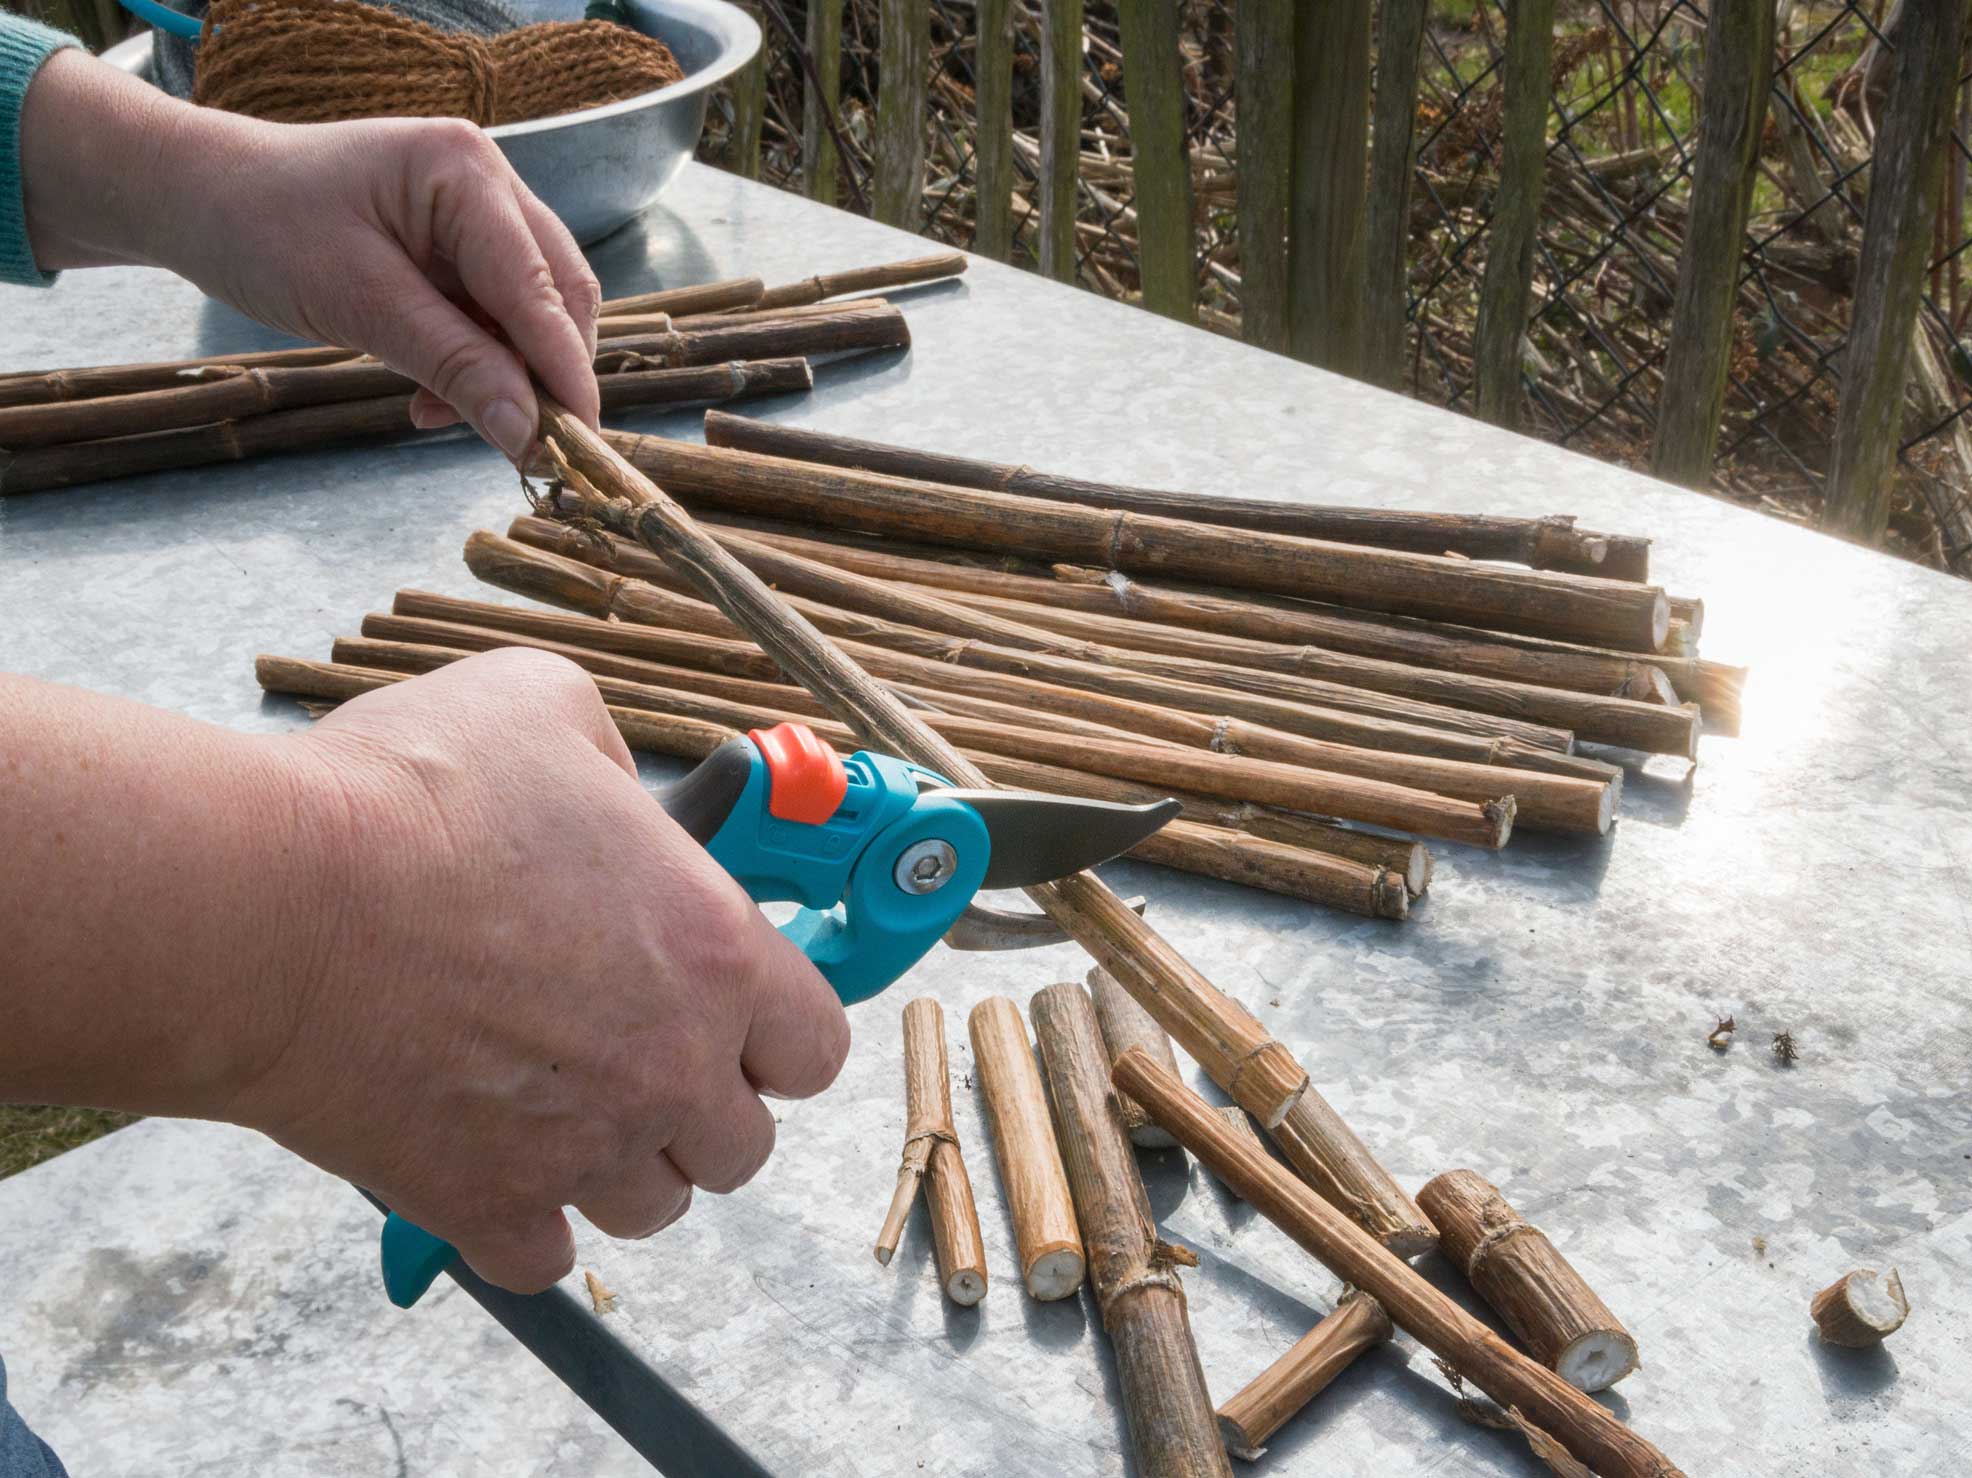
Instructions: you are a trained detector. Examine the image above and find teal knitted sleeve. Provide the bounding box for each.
[1,14,79,288]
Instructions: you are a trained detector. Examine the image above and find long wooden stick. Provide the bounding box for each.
[1030,984,1232,1478]
[362,609,1515,850]
[1216,1288,1393,1461]
[0,255,914,409]
[935,588,1696,757]
[598,275,765,318]
[751,251,967,309]
[442,557,1610,836]
[532,397,1315,1128]
[372,603,1430,888]
[600,433,1672,649]
[514,516,1580,753]
[0,362,813,497]
[449,553,1610,836]
[1111,1049,1687,1478]
[705,520,1745,733]
[260,653,1411,912]
[876,998,987,1304]
[487,525,1577,774]
[671,518,1692,709]
[0,344,359,409]
[966,997,1084,1300]
[700,410,1618,570]
[586,304,910,371]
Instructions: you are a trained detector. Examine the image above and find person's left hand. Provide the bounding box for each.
[20,49,601,461]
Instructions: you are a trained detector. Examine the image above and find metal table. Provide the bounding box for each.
[3,164,1967,1477]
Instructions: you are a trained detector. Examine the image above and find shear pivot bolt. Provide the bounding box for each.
[895,839,958,895]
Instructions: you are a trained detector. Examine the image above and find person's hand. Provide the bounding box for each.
[232,650,851,1291]
[19,49,600,461]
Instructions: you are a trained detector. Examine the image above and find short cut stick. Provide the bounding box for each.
[1418,1169,1638,1392]
[877,999,987,1305]
[1810,1268,1908,1348]
[967,997,1085,1300]
[1086,966,1184,1149]
[1110,1049,1687,1478]
[1216,1288,1393,1461]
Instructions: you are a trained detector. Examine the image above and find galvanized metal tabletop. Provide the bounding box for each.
[3,164,1968,1478]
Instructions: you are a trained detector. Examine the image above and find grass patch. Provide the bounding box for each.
[0,1105,137,1180]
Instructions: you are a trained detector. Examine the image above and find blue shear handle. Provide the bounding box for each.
[380,1213,459,1308]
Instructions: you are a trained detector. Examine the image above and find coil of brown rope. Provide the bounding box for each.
[191,0,685,128]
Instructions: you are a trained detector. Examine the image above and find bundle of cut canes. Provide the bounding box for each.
[0,254,966,495]
[255,404,1747,923]
[252,397,1700,1476]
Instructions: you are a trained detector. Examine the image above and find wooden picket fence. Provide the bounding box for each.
[714,1,1972,577]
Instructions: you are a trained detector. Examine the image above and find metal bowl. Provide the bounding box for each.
[101,0,760,245]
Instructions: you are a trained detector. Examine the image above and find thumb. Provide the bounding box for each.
[358,258,542,462]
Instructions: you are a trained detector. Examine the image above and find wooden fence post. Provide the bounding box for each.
[802,0,844,206]
[1040,0,1085,282]
[1650,0,1775,488]
[729,3,768,182]
[1288,0,1372,374]
[1364,0,1431,389]
[1117,0,1196,321]
[1235,0,1294,353]
[1473,0,1557,428]
[974,0,1016,259]
[875,0,931,229]
[1823,1,1970,544]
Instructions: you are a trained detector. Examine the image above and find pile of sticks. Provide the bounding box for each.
[864,974,1664,1473]
[241,380,1704,1473]
[255,403,1746,924]
[0,253,966,495]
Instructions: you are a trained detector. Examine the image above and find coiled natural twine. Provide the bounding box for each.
[193,0,686,128]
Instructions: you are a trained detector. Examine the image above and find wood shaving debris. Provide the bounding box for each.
[584,1269,619,1314]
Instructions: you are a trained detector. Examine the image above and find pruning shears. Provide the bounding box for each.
[379,721,1178,1307]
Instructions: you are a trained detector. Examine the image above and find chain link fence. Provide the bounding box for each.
[718,2,1972,576]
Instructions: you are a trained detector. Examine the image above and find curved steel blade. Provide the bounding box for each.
[944,896,1148,952]
[934,791,1181,889]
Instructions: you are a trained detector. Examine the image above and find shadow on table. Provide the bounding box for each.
[587,202,720,299]
[1806,1327,1900,1412]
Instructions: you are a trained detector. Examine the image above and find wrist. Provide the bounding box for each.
[19,48,226,273]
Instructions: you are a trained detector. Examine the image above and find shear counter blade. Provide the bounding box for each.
[934,792,1181,890]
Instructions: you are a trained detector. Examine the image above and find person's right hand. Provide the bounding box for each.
[231,649,850,1292]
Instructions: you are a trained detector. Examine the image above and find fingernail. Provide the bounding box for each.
[408,400,446,430]
[481,398,535,463]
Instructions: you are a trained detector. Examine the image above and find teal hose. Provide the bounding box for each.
[116,0,205,42]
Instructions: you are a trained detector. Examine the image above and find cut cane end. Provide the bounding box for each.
[1024,1248,1087,1302]
[1813,1267,1909,1347]
[1595,778,1619,834]
[1384,1224,1441,1261]
[1556,1329,1640,1392]
[945,1268,988,1307]
[1217,1416,1265,1464]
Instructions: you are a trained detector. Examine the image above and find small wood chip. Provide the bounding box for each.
[584,1269,618,1314]
[1707,1014,1736,1050]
